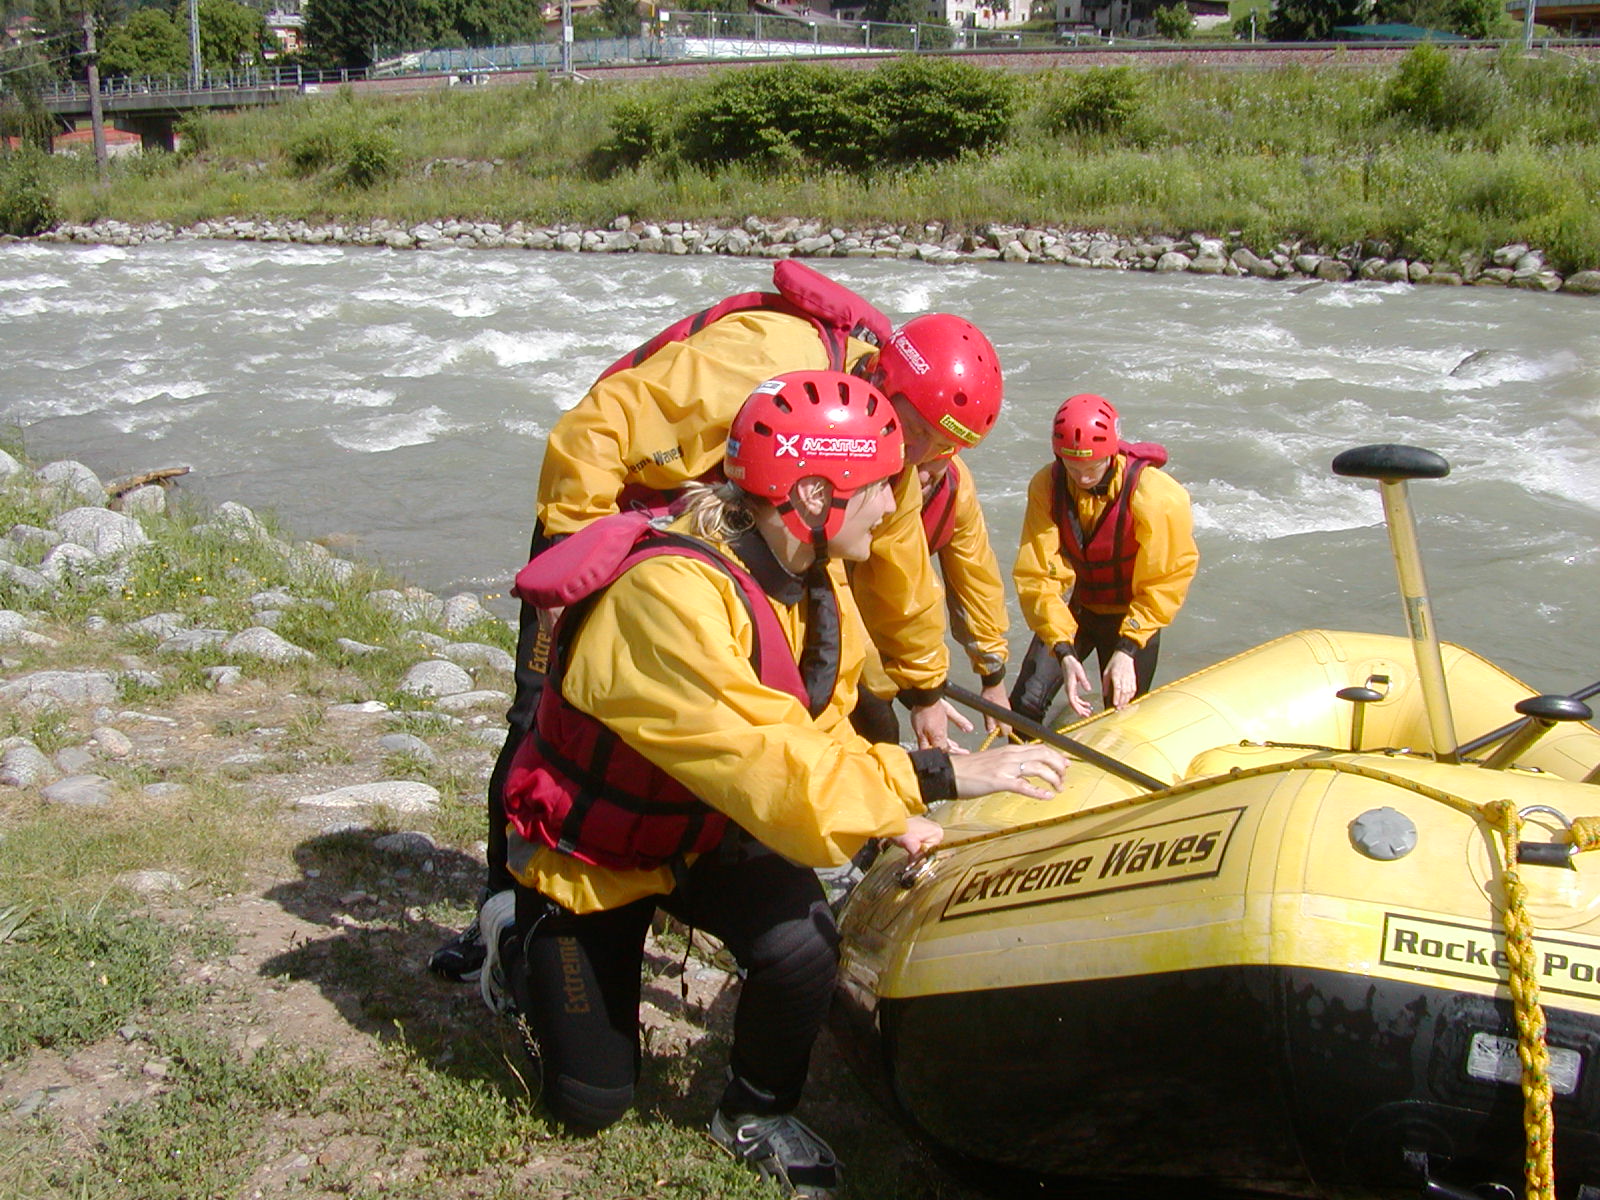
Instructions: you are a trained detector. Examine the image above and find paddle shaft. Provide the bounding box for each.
[1378,479,1461,764]
[1459,678,1600,758]
[943,683,1166,793]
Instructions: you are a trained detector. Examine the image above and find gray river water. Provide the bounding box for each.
[2,240,1596,696]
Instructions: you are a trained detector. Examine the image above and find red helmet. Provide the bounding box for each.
[873,314,1003,452]
[1053,394,1120,460]
[725,370,903,544]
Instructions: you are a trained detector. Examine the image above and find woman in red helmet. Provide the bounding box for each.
[429,267,1000,983]
[494,371,1067,1199]
[1010,393,1199,723]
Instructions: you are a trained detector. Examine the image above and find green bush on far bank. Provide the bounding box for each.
[0,149,57,237]
[30,46,1600,273]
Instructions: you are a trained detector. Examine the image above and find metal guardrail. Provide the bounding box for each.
[10,32,1597,107]
[370,13,1157,76]
[20,66,370,105]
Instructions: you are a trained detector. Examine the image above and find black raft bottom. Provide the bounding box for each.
[854,964,1600,1199]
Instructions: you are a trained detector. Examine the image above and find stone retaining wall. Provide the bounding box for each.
[20,214,1600,297]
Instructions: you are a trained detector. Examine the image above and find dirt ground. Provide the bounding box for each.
[0,670,987,1199]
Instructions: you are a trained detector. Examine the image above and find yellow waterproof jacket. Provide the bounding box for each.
[930,456,1008,681]
[510,520,927,914]
[535,306,948,694]
[1013,455,1198,651]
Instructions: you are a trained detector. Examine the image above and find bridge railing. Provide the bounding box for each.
[19,65,370,104]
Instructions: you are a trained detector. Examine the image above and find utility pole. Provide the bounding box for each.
[560,0,573,74]
[189,0,202,88]
[1521,0,1536,50]
[81,10,108,184]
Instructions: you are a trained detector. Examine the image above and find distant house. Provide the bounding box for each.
[1503,0,1600,35]
[54,128,144,156]
[1051,0,1215,37]
[920,0,1036,30]
[265,3,305,57]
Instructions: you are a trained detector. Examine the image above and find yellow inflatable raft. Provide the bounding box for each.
[833,446,1600,1200]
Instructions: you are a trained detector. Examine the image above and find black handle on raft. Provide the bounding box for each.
[1460,678,1600,758]
[1517,842,1578,869]
[1331,444,1451,483]
[942,683,1167,793]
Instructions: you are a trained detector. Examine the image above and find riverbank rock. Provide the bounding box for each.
[33,216,1595,300]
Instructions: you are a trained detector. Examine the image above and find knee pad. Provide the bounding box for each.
[746,906,840,991]
[547,1074,634,1133]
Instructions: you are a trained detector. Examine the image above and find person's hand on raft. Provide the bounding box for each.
[892,815,946,858]
[952,744,1069,800]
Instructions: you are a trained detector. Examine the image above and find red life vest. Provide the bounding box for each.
[502,515,810,872]
[597,259,893,381]
[1050,443,1167,610]
[920,466,960,554]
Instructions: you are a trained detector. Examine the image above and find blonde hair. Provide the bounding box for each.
[678,479,759,542]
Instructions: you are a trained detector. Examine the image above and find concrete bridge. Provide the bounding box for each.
[30,69,355,150]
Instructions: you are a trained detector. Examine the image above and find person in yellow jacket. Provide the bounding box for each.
[1011,393,1199,722]
[849,315,1013,741]
[428,265,1002,981]
[484,372,1068,1198]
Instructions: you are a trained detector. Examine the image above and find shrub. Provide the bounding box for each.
[0,150,57,236]
[1154,3,1195,39]
[679,62,855,171]
[337,128,398,188]
[285,116,398,188]
[1041,66,1145,138]
[1384,44,1503,133]
[595,92,677,173]
[858,56,1019,165]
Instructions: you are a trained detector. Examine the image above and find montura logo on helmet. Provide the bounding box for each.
[775,434,800,458]
[889,332,932,376]
[802,436,881,458]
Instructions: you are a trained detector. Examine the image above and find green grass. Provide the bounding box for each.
[0,899,228,1062]
[29,47,1600,272]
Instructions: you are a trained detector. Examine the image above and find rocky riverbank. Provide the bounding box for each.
[0,447,969,1199]
[21,213,1600,297]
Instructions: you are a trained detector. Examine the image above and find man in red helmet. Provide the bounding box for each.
[489,372,1068,1197]
[1010,393,1199,723]
[429,263,1000,981]
[853,313,1014,739]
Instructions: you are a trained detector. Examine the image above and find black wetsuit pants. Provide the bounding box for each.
[1009,609,1161,724]
[482,522,555,895]
[509,836,839,1133]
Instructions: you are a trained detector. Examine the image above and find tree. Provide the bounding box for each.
[99,6,189,75]
[1267,0,1370,40]
[599,0,639,37]
[1375,0,1507,37]
[198,0,270,68]
[304,0,426,67]
[1153,2,1193,39]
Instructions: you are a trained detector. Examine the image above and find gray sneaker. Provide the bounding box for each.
[475,889,518,1016]
[710,1109,841,1199]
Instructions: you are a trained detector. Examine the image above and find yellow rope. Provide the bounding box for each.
[1483,800,1557,1200]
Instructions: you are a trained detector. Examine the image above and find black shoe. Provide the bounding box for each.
[711,1109,841,1199]
[428,917,486,982]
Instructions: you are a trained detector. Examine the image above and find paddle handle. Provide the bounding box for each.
[943,683,1166,793]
